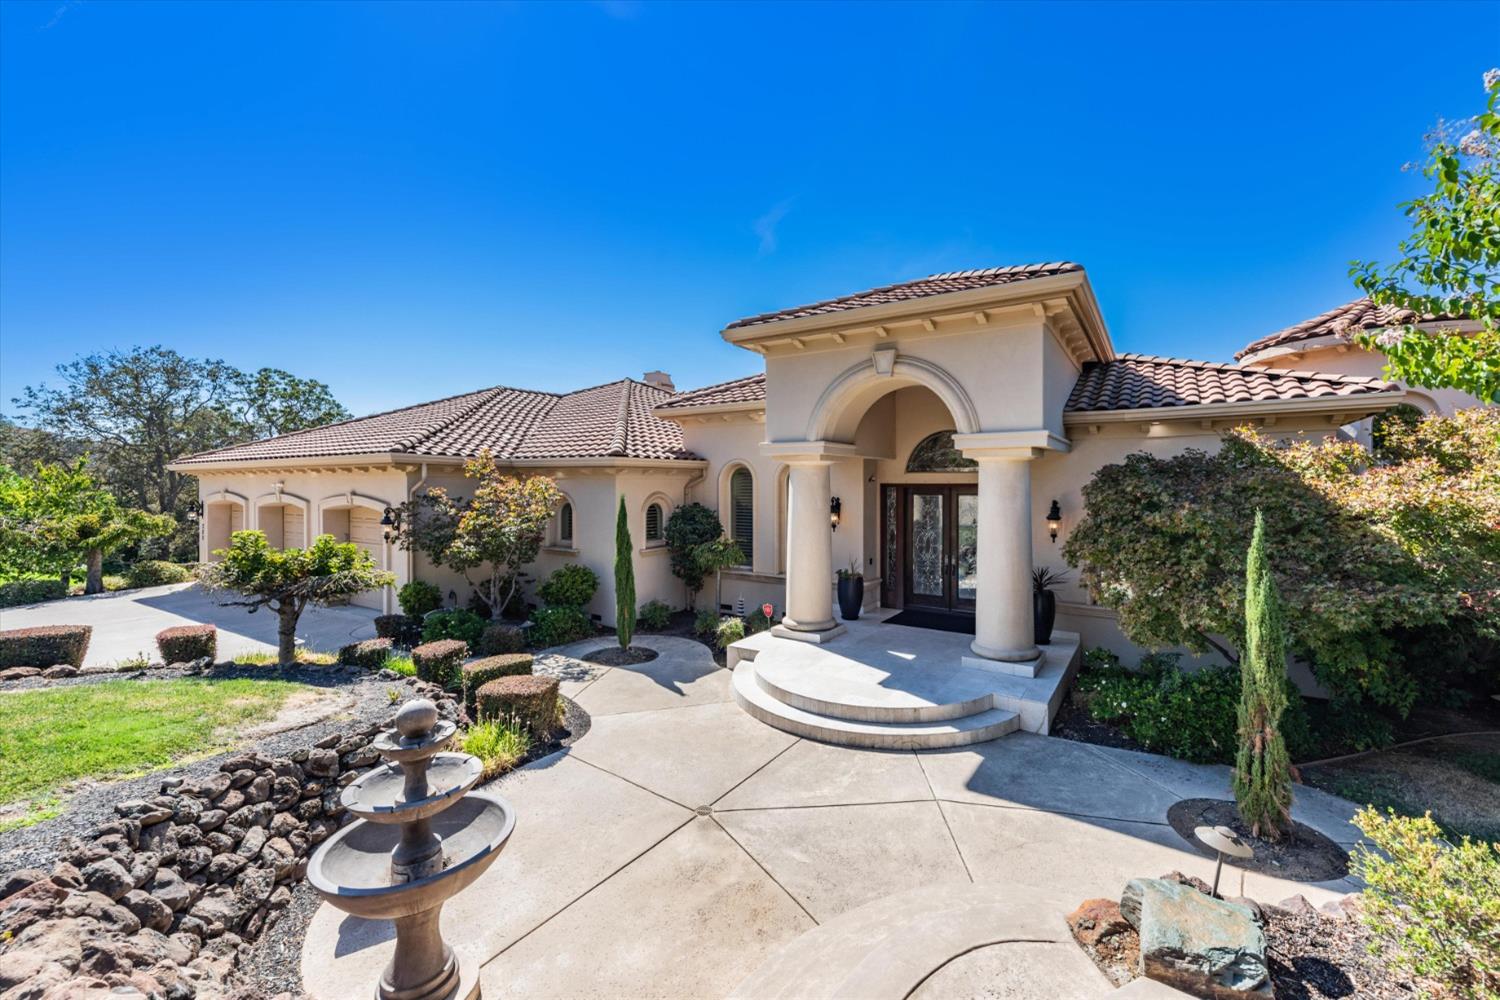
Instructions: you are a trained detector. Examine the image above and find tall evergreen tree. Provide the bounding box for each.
[1233,510,1295,839]
[615,496,635,651]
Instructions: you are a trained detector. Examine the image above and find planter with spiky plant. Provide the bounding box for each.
[1233,510,1294,840]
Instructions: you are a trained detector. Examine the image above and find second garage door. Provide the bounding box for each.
[348,508,386,610]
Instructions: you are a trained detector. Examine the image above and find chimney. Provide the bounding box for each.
[643,370,675,391]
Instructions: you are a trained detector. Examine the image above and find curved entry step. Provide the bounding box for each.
[729,882,1113,1000]
[732,660,1019,749]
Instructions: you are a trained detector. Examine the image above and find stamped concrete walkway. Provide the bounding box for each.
[303,634,1364,1000]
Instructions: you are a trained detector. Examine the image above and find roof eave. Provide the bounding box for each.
[166,452,455,473]
[1062,389,1407,426]
[652,400,766,421]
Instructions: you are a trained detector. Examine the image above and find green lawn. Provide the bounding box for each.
[0,677,310,830]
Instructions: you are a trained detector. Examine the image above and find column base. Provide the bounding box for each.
[960,651,1045,679]
[771,622,847,645]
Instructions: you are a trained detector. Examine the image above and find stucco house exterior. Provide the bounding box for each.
[172,263,1453,675]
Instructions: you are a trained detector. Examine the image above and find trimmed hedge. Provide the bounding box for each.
[0,579,67,608]
[374,614,421,647]
[125,560,194,589]
[339,637,394,669]
[461,653,534,712]
[476,623,526,656]
[475,674,559,738]
[155,624,216,663]
[0,625,92,668]
[412,639,467,688]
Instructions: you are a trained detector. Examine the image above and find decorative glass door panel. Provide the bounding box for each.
[908,491,946,605]
[955,491,978,609]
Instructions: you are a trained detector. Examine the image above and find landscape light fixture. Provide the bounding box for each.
[1046,500,1062,543]
[830,496,842,531]
[1193,824,1254,898]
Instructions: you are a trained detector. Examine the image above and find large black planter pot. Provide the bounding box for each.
[1033,589,1056,645]
[837,576,865,621]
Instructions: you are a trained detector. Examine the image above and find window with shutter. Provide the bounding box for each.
[729,467,754,566]
[559,502,573,543]
[645,503,663,542]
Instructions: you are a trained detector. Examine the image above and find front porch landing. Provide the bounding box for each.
[729,612,1080,749]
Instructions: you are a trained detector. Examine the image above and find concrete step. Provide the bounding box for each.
[752,659,996,724]
[732,661,1019,749]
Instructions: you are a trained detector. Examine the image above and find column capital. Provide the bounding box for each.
[953,429,1070,461]
[760,439,860,464]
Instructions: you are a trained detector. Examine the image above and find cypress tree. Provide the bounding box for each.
[615,496,635,651]
[1233,510,1294,839]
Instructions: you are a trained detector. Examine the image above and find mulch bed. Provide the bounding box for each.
[1049,690,1149,753]
[1264,901,1418,1000]
[1167,798,1349,882]
[582,646,660,667]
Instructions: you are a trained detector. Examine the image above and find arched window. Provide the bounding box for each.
[558,502,574,544]
[729,467,754,567]
[906,430,978,473]
[645,502,664,543]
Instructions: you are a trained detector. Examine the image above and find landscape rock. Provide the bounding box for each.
[0,867,48,901]
[1123,877,1271,999]
[40,665,78,679]
[80,858,133,900]
[0,666,42,680]
[122,889,174,933]
[1066,897,1139,988]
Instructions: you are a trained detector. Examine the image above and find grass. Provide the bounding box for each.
[461,719,531,781]
[0,677,308,831]
[232,649,338,667]
[385,654,416,677]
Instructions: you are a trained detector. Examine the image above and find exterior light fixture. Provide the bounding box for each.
[185,500,204,523]
[830,496,842,531]
[380,506,402,543]
[1046,500,1062,543]
[1194,825,1254,898]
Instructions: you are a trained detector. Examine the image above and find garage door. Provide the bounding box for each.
[348,508,386,610]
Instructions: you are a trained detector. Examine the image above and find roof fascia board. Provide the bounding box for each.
[652,400,766,420]
[165,453,454,473]
[1062,389,1407,425]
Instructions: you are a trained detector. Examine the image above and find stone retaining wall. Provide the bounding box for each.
[0,677,463,1000]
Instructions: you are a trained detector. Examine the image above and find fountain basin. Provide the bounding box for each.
[372,720,458,763]
[342,753,483,824]
[307,791,516,921]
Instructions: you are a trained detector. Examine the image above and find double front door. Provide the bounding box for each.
[898,486,977,613]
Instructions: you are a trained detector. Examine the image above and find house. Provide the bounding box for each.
[172,263,1437,672]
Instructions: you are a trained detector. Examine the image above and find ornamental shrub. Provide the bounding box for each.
[0,578,67,608]
[461,653,534,712]
[0,625,92,668]
[637,600,673,631]
[338,637,394,669]
[398,580,443,618]
[476,623,526,656]
[155,624,216,663]
[614,497,635,651]
[411,639,467,688]
[715,616,746,650]
[421,609,486,646]
[374,613,421,647]
[1351,807,1500,999]
[124,560,193,589]
[538,564,599,609]
[1233,512,1295,839]
[693,608,720,637]
[476,674,560,739]
[529,606,593,648]
[664,503,725,599]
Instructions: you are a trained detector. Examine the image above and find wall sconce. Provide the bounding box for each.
[380,506,403,544]
[829,496,842,531]
[185,499,204,523]
[1046,500,1062,543]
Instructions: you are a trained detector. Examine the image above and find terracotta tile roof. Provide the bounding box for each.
[1066,353,1400,413]
[1235,297,1466,360]
[725,263,1083,330]
[656,373,767,411]
[175,379,695,466]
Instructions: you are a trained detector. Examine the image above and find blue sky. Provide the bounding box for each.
[2,1,1497,418]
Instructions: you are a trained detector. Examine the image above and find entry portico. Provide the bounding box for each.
[729,264,1103,679]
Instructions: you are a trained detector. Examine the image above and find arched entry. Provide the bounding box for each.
[202,491,247,561]
[317,493,392,610]
[253,491,310,549]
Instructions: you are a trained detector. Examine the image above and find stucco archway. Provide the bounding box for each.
[252,490,311,549]
[202,490,247,561]
[806,354,981,443]
[317,492,393,611]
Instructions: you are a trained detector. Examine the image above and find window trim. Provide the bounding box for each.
[556,499,574,545]
[726,465,755,569]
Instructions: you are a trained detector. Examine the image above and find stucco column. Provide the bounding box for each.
[969,455,1040,664]
[774,458,845,642]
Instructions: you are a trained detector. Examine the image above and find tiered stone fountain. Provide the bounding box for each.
[308,699,516,1000]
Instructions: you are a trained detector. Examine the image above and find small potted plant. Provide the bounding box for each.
[836,559,864,621]
[1032,566,1069,645]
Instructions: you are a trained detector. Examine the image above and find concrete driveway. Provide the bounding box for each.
[304,635,1364,1000]
[0,583,379,667]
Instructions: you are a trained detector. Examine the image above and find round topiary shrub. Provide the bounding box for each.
[421,609,486,646]
[155,624,216,663]
[411,639,467,688]
[636,600,673,631]
[528,606,594,648]
[398,580,443,618]
[338,637,394,669]
[476,674,559,738]
[461,653,534,711]
[537,564,599,608]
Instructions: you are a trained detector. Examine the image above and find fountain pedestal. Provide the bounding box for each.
[307,700,516,1000]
